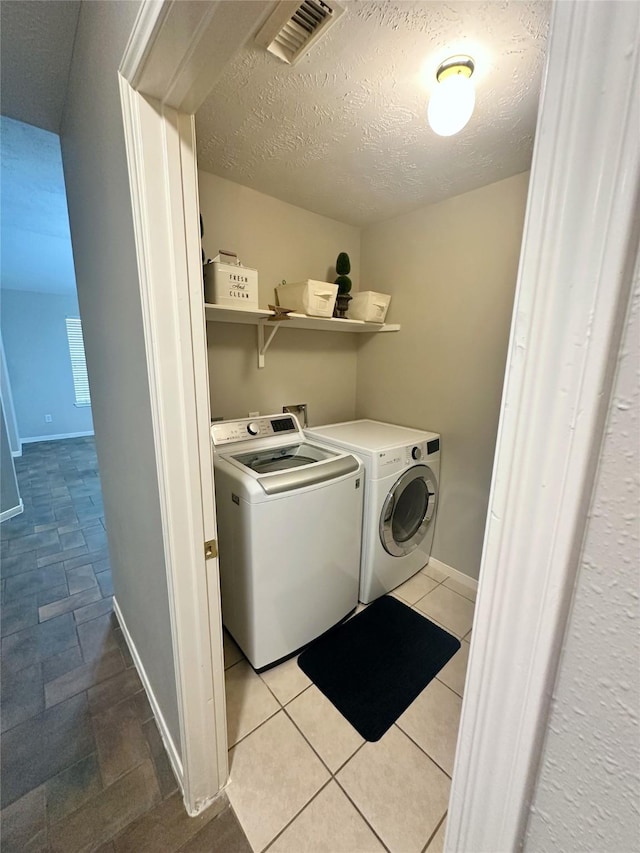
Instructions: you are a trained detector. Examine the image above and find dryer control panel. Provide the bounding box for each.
[405,442,429,465]
[406,438,439,464]
[211,414,299,446]
[377,441,431,475]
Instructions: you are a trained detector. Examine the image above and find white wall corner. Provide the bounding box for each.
[0,500,24,524]
[0,336,21,454]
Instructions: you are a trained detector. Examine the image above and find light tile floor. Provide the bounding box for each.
[223,564,475,853]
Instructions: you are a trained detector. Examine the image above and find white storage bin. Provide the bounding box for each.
[347,291,391,323]
[276,280,338,318]
[204,260,258,309]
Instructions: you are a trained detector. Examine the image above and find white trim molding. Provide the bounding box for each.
[113,597,184,789]
[119,0,170,90]
[0,500,24,524]
[121,0,270,113]
[119,78,224,816]
[119,46,250,811]
[21,431,95,444]
[117,0,270,814]
[175,108,230,798]
[446,3,640,851]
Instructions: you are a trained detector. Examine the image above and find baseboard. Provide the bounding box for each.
[113,596,184,793]
[21,430,95,444]
[428,557,479,593]
[0,500,24,524]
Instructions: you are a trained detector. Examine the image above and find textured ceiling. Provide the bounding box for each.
[1,117,77,295]
[0,0,81,134]
[196,0,549,226]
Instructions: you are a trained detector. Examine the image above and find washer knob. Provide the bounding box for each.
[411,446,422,461]
[247,422,259,436]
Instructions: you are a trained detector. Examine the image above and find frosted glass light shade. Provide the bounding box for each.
[428,73,476,137]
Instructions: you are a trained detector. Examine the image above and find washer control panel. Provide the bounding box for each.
[211,415,299,446]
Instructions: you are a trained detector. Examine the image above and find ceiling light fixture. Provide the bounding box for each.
[427,55,476,137]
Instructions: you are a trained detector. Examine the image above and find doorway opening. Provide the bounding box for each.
[191,3,548,849]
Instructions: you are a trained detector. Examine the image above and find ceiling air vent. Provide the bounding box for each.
[255,0,344,66]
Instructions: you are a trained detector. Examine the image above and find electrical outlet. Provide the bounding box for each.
[44,414,53,423]
[248,411,260,418]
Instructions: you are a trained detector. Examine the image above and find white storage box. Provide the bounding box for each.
[276,280,338,318]
[204,260,258,309]
[347,291,391,323]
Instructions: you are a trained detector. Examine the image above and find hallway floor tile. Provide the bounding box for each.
[0,438,249,852]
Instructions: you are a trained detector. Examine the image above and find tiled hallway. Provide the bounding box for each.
[0,438,249,852]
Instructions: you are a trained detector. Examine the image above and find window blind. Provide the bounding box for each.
[65,318,91,407]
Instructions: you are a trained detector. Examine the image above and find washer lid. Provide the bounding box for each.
[232,442,336,474]
[224,441,360,495]
[257,455,360,495]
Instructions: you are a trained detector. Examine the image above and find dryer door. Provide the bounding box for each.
[379,465,437,557]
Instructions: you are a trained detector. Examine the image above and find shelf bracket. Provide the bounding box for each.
[257,321,280,368]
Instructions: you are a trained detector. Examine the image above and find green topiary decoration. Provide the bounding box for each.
[335,252,352,294]
[336,252,351,275]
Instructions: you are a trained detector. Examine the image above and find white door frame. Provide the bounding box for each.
[117,84,226,814]
[116,0,640,840]
[446,2,640,850]
[117,0,271,814]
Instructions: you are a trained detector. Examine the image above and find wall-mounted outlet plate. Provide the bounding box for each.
[44,414,53,423]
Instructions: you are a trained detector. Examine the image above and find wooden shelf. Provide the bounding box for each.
[204,303,400,333]
[204,304,400,367]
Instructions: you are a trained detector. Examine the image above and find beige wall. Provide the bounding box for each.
[357,172,530,579]
[199,172,360,425]
[199,170,529,578]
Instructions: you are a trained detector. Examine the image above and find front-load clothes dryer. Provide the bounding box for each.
[211,413,363,670]
[305,420,440,604]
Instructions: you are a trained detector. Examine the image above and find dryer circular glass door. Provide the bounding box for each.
[379,465,437,557]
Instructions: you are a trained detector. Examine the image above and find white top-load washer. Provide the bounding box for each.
[305,420,440,604]
[211,413,364,670]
